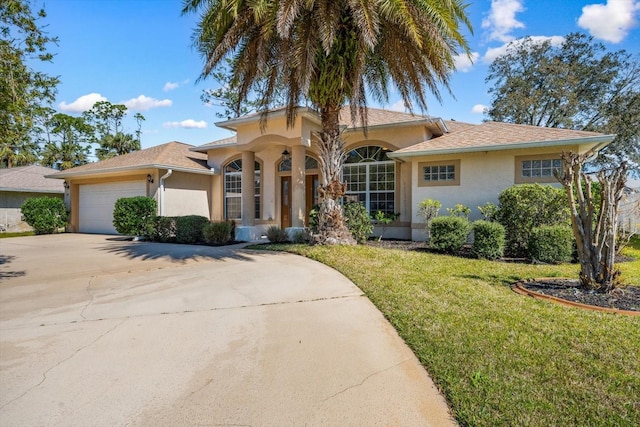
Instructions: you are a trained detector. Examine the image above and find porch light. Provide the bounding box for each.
[147,174,154,184]
[63,181,69,189]
[282,149,291,162]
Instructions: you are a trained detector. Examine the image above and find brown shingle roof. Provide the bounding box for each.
[0,165,64,193]
[48,142,211,177]
[338,107,434,128]
[192,135,237,152]
[392,121,613,157]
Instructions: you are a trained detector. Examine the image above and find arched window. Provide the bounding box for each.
[278,155,319,172]
[224,159,260,220]
[343,146,395,215]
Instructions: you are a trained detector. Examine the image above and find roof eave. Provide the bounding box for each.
[215,107,319,130]
[388,135,615,159]
[0,187,64,194]
[190,142,238,153]
[46,163,216,179]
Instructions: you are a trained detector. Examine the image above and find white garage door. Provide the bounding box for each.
[79,181,147,234]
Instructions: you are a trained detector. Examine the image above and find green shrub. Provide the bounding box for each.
[496,184,569,257]
[175,215,209,244]
[343,202,373,244]
[308,204,320,233]
[529,225,574,264]
[20,197,67,234]
[478,202,499,222]
[430,216,471,254]
[203,221,232,244]
[112,196,157,237]
[472,220,505,260]
[153,216,177,242]
[266,225,289,243]
[446,203,471,218]
[417,198,441,241]
[292,229,310,244]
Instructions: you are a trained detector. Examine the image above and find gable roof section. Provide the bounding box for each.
[390,121,614,158]
[0,165,64,193]
[48,142,212,178]
[195,107,445,152]
[191,135,238,152]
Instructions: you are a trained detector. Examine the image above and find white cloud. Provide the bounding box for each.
[454,52,480,72]
[389,100,407,112]
[578,0,640,43]
[483,35,565,63]
[482,0,526,42]
[471,104,489,114]
[163,119,208,129]
[58,93,108,113]
[122,95,172,111]
[163,82,180,91]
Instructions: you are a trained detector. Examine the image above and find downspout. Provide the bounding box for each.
[159,169,173,216]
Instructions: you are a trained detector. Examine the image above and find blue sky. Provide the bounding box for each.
[34,0,640,150]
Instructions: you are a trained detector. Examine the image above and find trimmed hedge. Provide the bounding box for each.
[175,215,209,244]
[203,221,232,244]
[20,197,67,234]
[496,184,569,258]
[153,216,177,242]
[430,216,471,254]
[113,196,157,237]
[529,225,574,264]
[472,220,505,260]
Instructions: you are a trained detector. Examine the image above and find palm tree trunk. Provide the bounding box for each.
[314,106,355,245]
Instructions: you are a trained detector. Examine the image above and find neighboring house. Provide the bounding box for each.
[0,165,66,232]
[620,178,639,235]
[49,107,614,241]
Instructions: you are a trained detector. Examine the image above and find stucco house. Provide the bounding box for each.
[48,107,613,240]
[0,165,66,232]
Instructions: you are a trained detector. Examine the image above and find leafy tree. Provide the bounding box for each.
[39,112,92,170]
[184,0,471,244]
[485,33,640,171]
[556,152,628,292]
[83,100,145,160]
[1,0,59,168]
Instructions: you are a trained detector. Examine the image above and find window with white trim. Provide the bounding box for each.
[224,159,260,220]
[343,146,395,215]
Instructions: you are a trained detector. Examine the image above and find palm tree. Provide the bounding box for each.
[183,0,472,244]
[96,132,141,160]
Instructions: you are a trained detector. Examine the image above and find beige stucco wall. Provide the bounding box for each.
[160,171,212,218]
[409,146,580,240]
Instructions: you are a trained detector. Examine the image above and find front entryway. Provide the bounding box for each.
[281,175,318,228]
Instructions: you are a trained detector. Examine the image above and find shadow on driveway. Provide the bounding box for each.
[96,239,259,263]
[0,255,26,281]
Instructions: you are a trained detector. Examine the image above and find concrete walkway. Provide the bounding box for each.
[0,234,456,426]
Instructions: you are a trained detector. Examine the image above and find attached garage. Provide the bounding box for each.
[79,181,146,234]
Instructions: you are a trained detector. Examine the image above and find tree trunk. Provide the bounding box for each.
[313,106,355,245]
[556,152,627,292]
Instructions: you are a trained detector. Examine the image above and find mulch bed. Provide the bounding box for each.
[520,278,640,312]
[365,239,640,312]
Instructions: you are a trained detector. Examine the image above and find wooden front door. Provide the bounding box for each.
[281,176,291,228]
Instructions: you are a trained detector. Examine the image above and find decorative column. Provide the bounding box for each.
[241,150,255,226]
[291,145,306,228]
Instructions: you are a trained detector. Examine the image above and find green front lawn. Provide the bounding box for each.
[266,242,639,426]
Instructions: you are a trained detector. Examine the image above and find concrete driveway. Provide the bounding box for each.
[0,234,455,426]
